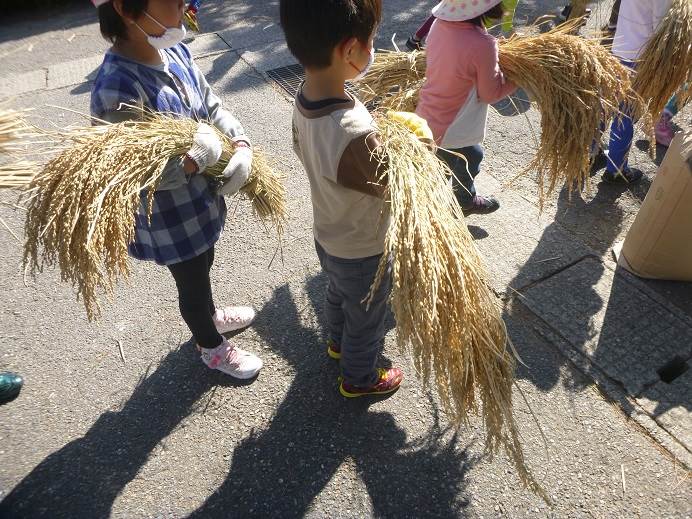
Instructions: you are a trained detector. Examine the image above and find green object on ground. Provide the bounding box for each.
[0,372,23,403]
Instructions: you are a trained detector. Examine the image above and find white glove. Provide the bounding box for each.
[186,122,222,174]
[217,138,253,196]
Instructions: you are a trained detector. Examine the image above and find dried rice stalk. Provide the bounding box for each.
[0,162,36,187]
[498,24,645,199]
[0,107,37,185]
[632,0,692,123]
[0,107,29,153]
[356,49,427,112]
[23,114,286,321]
[367,115,547,501]
[356,23,645,202]
[568,0,588,20]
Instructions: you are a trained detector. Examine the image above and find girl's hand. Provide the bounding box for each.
[218,138,253,196]
[186,122,223,174]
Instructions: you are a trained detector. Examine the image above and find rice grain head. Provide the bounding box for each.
[632,0,692,124]
[368,114,548,501]
[356,23,646,205]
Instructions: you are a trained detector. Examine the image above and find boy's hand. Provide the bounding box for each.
[186,122,222,174]
[387,111,434,143]
[218,137,253,196]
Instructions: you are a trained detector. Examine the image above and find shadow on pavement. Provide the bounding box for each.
[0,340,240,518]
[188,274,475,518]
[1,2,94,44]
[503,174,629,392]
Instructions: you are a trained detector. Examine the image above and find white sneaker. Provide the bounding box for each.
[199,339,263,379]
[213,306,256,334]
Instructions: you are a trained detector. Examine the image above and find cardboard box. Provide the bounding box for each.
[615,130,692,281]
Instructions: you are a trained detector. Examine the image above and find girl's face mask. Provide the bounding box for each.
[134,11,186,50]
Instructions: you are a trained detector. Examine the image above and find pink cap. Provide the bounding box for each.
[431,0,503,22]
[91,0,110,6]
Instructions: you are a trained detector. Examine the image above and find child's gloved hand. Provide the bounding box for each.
[386,111,434,143]
[218,137,253,196]
[187,122,222,174]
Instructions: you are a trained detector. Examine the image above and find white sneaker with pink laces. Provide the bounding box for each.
[213,306,256,334]
[199,338,263,379]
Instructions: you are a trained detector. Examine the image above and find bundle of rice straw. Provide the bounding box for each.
[632,0,692,124]
[356,22,645,201]
[356,49,427,113]
[366,114,547,501]
[23,114,286,321]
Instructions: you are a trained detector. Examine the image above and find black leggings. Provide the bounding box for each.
[167,247,223,349]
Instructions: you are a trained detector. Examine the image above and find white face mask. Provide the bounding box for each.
[134,12,186,50]
[352,46,375,81]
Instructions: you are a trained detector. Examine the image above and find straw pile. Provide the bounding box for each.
[22,115,285,320]
[366,114,547,500]
[632,0,692,123]
[356,22,644,200]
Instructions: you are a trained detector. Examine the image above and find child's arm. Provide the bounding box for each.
[335,132,388,198]
[93,85,219,190]
[191,63,249,144]
[189,59,252,194]
[474,37,517,104]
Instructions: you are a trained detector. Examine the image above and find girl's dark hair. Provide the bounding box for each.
[98,0,148,43]
[467,1,506,28]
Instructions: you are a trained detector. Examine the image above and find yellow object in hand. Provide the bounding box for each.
[386,111,434,142]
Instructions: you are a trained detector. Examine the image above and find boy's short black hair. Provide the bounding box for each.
[98,0,148,43]
[280,0,382,69]
[468,1,506,27]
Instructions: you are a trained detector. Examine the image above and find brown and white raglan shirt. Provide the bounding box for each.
[292,87,390,259]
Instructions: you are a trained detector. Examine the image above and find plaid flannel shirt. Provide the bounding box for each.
[90,43,245,265]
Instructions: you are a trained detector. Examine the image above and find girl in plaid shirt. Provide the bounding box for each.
[90,0,262,379]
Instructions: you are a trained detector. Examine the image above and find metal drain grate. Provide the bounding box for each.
[266,63,360,99]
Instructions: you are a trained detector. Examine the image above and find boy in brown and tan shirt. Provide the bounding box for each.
[281,0,403,397]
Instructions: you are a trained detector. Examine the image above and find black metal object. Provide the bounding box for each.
[265,63,360,99]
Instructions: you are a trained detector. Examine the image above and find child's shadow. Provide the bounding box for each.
[187,274,475,518]
[0,339,238,518]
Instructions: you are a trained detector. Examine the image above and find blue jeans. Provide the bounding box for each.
[437,145,484,207]
[607,60,636,174]
[315,241,391,387]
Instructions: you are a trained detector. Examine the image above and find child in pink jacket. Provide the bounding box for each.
[416,0,516,215]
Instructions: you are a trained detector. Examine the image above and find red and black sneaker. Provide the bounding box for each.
[339,368,403,398]
[326,339,341,360]
[461,195,500,216]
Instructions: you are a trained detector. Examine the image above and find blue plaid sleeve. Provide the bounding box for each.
[90,59,155,123]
